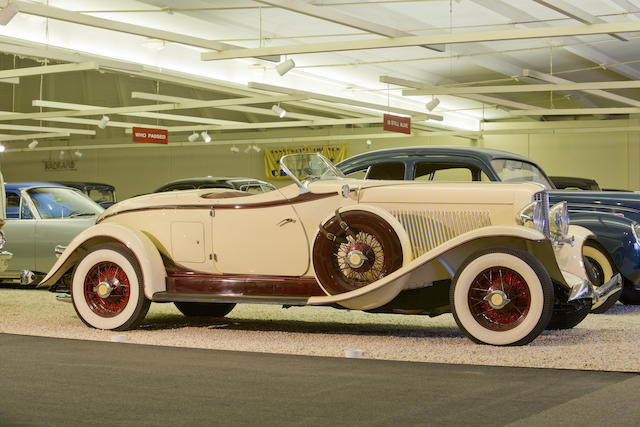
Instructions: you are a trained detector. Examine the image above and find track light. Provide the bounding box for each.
[244,145,252,153]
[200,131,211,143]
[271,104,286,118]
[252,145,261,152]
[230,145,239,153]
[59,150,65,159]
[28,139,38,149]
[74,150,83,158]
[188,132,199,142]
[0,2,19,26]
[426,97,440,111]
[366,139,372,148]
[275,58,295,76]
[0,145,5,153]
[97,115,110,129]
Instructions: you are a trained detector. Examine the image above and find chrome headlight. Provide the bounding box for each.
[549,201,570,238]
[632,221,640,245]
[0,230,5,250]
[519,201,545,234]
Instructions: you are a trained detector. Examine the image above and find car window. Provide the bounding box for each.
[491,159,553,189]
[344,168,369,180]
[20,200,33,219]
[27,187,103,219]
[415,164,473,182]
[6,192,20,219]
[167,184,196,191]
[365,162,405,180]
[88,188,115,204]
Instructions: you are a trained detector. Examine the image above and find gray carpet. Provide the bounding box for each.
[0,333,638,426]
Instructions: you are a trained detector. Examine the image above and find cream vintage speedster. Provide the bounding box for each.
[39,153,621,346]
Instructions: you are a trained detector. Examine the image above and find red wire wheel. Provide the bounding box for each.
[313,211,403,295]
[467,266,531,331]
[83,261,131,318]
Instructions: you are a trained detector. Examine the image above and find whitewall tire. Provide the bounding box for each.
[450,247,554,346]
[72,244,151,330]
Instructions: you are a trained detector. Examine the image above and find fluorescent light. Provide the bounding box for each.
[275,58,295,76]
[98,115,110,129]
[200,131,211,143]
[271,104,286,118]
[426,97,440,111]
[28,139,38,149]
[142,38,166,51]
[230,145,239,153]
[0,2,19,26]
[188,132,199,142]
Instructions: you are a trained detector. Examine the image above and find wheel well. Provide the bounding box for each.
[584,238,617,273]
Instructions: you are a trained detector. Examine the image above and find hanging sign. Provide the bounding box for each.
[132,127,168,144]
[383,114,411,134]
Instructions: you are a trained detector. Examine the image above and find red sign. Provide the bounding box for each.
[132,127,168,144]
[383,114,411,134]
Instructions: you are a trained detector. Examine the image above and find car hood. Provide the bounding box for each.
[550,190,640,220]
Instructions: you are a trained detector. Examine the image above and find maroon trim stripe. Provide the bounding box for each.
[166,272,325,297]
[98,191,335,223]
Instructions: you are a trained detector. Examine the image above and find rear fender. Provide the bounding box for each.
[38,223,166,299]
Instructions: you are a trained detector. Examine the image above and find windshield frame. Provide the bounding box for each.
[280,153,346,192]
[490,157,555,190]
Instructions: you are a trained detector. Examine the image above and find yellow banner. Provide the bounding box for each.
[265,145,346,180]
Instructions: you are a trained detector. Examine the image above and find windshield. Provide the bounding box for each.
[280,153,345,184]
[491,159,553,189]
[88,188,115,204]
[27,187,104,219]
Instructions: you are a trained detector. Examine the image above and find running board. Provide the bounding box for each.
[151,292,310,306]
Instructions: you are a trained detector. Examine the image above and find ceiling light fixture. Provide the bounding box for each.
[0,2,19,26]
[188,132,199,142]
[97,115,110,129]
[426,97,440,111]
[252,144,261,152]
[0,145,5,153]
[200,131,212,143]
[275,58,295,76]
[366,139,372,148]
[59,150,65,159]
[230,145,239,153]
[244,145,252,153]
[28,139,38,149]
[142,38,167,51]
[271,104,286,118]
[74,150,82,158]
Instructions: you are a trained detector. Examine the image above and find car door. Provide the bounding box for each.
[2,190,36,273]
[211,191,309,276]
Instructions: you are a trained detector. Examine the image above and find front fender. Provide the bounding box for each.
[569,213,640,284]
[38,222,166,299]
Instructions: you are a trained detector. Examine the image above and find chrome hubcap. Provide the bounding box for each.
[94,280,115,299]
[346,249,368,268]
[483,290,511,309]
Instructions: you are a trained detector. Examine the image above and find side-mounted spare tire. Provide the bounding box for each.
[312,210,404,295]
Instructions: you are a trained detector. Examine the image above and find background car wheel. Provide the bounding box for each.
[312,210,403,295]
[450,247,554,346]
[620,285,640,305]
[546,301,591,330]
[174,302,236,317]
[71,243,150,330]
[584,241,622,314]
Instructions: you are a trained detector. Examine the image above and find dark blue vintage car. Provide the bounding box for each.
[337,146,640,312]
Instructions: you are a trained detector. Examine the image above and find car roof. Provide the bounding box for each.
[5,182,66,192]
[337,145,535,168]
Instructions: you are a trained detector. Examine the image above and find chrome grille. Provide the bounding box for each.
[533,190,550,237]
[391,209,491,258]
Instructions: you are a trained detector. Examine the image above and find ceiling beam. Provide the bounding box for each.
[130,92,334,121]
[248,81,442,120]
[0,95,306,122]
[255,0,444,52]
[0,61,97,79]
[379,75,540,110]
[0,78,19,85]
[201,22,640,60]
[510,107,640,116]
[522,69,640,107]
[12,0,280,62]
[533,0,627,41]
[0,132,70,142]
[403,80,640,96]
[0,123,95,135]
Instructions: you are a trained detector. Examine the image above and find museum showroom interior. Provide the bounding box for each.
[1,1,640,425]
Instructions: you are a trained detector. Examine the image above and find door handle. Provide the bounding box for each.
[277,218,296,227]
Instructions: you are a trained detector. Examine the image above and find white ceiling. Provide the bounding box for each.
[2,0,640,147]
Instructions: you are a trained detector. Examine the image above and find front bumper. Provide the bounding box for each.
[567,273,623,307]
[0,250,12,273]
